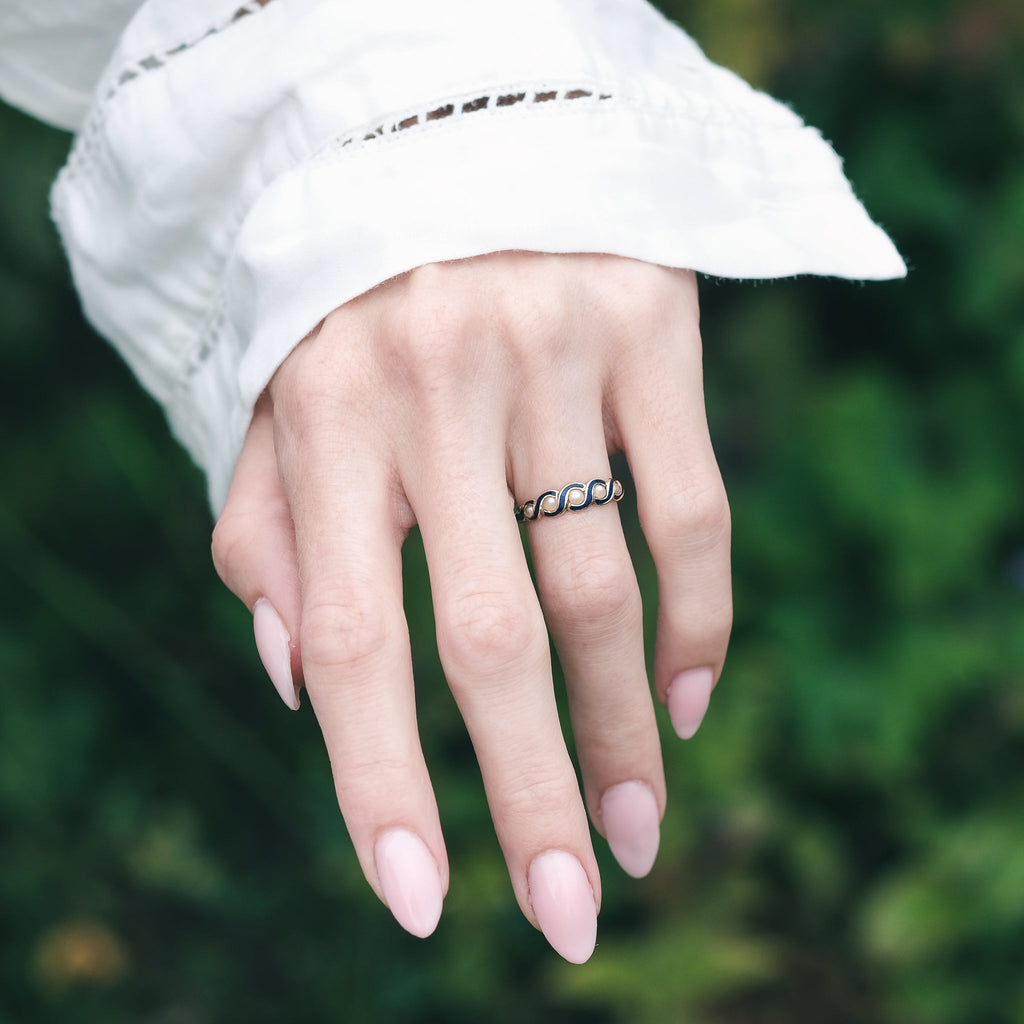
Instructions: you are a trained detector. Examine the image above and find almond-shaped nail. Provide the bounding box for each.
[375,829,444,939]
[528,850,598,964]
[668,667,714,739]
[253,598,299,710]
[600,781,660,878]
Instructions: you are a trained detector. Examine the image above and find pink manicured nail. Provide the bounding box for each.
[253,598,299,711]
[600,781,660,879]
[668,667,714,739]
[375,829,444,939]
[528,851,598,964]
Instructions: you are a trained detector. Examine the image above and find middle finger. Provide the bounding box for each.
[404,411,600,963]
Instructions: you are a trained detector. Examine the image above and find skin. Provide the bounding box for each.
[211,251,732,959]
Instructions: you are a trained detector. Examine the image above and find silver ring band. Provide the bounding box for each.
[515,478,624,522]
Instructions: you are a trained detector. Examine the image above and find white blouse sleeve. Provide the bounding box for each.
[0,0,145,130]
[1,0,906,511]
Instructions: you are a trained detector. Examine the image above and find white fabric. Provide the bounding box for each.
[0,0,906,510]
[0,0,145,130]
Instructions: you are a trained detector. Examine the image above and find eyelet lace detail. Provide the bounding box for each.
[326,86,613,156]
[103,0,278,101]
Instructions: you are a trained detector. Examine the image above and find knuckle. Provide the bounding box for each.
[439,588,543,679]
[274,359,355,432]
[271,331,380,444]
[585,262,699,351]
[496,768,577,830]
[210,511,252,590]
[334,749,413,801]
[668,592,734,654]
[701,592,734,644]
[540,552,640,633]
[646,477,731,556]
[211,500,294,603]
[715,600,735,646]
[687,481,732,538]
[391,285,474,382]
[607,289,664,341]
[272,342,328,407]
[590,261,661,329]
[506,291,566,355]
[300,592,392,675]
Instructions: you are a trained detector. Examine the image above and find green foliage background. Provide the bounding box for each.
[1,1,1022,1021]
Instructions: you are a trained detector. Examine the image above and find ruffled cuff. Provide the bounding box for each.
[50,0,905,510]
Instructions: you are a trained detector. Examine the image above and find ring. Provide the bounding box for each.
[515,478,624,522]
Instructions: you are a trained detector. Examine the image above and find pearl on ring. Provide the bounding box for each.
[514,478,625,522]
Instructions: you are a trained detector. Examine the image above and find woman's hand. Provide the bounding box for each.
[211,252,732,963]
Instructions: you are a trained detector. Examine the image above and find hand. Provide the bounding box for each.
[211,252,732,962]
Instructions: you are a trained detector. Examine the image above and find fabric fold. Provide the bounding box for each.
[37,0,904,508]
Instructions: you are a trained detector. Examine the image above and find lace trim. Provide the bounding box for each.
[328,86,614,156]
[103,0,278,102]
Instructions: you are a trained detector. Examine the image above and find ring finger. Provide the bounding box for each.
[514,396,665,880]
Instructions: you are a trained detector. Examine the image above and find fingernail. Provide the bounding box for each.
[528,851,598,964]
[600,781,660,878]
[375,829,444,939]
[668,667,714,739]
[253,598,299,711]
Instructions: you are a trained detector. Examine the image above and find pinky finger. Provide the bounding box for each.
[212,393,303,709]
